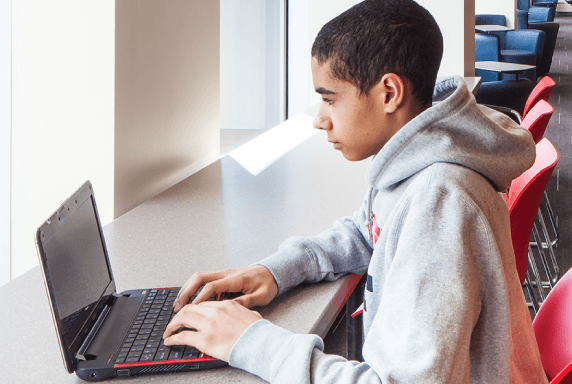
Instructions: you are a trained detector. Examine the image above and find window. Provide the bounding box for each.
[220,0,287,133]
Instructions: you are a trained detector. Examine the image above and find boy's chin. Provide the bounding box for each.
[340,151,371,162]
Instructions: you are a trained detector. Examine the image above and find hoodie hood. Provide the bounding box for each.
[366,76,536,192]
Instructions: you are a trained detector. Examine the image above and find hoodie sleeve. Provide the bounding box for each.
[230,180,492,384]
[228,319,382,384]
[253,190,374,294]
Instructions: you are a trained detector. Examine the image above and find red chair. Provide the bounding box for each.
[521,99,554,144]
[508,138,559,311]
[533,268,572,383]
[520,98,560,280]
[523,76,556,117]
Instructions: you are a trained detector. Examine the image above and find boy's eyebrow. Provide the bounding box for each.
[315,86,337,95]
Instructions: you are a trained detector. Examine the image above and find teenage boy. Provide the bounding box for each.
[164,0,548,382]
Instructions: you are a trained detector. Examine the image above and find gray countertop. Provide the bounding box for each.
[0,110,370,383]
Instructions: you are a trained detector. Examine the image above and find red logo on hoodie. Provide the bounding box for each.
[372,215,381,244]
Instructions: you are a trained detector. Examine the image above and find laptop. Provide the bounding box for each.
[35,181,228,381]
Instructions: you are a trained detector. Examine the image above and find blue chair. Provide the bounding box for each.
[501,30,545,65]
[528,22,559,76]
[500,29,545,81]
[475,33,500,61]
[516,0,559,77]
[529,6,555,23]
[475,79,535,116]
[531,0,557,10]
[518,0,556,23]
[475,14,507,26]
[475,33,501,82]
[517,9,529,30]
[475,14,509,49]
[518,8,557,29]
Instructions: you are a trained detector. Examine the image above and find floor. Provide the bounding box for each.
[322,11,572,359]
[541,12,572,278]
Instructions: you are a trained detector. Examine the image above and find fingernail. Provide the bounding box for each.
[174,301,180,311]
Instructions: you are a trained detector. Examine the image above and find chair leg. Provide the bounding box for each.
[524,273,540,315]
[543,190,559,247]
[536,211,560,287]
[530,192,558,248]
[528,243,547,302]
[532,223,552,290]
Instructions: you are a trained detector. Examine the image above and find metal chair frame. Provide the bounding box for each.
[508,138,559,313]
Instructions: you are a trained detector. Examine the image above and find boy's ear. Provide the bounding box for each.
[374,73,405,114]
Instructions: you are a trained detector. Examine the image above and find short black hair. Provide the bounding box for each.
[311,0,443,106]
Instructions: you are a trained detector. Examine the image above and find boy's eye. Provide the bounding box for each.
[323,98,334,105]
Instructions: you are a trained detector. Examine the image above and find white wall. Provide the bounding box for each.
[476,0,517,28]
[1,0,11,286]
[11,0,115,280]
[9,0,221,281]
[114,0,220,218]
[417,0,476,77]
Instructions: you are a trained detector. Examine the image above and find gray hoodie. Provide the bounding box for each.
[229,76,548,383]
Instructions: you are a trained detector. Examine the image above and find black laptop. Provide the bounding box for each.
[35,181,228,381]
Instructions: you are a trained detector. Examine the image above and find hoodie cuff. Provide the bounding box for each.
[252,238,316,294]
[228,319,324,382]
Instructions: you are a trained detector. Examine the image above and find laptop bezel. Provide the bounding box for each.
[35,180,117,374]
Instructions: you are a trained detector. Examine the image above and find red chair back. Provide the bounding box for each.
[508,138,559,284]
[523,76,556,117]
[521,99,554,144]
[533,268,572,383]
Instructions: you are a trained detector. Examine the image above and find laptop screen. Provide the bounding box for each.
[37,182,114,360]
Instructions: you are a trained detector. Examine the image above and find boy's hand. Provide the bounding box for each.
[173,265,278,311]
[163,300,263,361]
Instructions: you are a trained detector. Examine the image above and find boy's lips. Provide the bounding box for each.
[329,140,342,150]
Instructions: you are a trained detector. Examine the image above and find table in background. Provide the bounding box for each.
[435,76,481,97]
[475,24,514,34]
[475,24,515,59]
[475,60,536,80]
[464,76,482,95]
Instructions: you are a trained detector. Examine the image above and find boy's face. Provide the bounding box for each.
[311,57,402,161]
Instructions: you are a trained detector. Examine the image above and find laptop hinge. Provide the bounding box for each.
[75,294,118,362]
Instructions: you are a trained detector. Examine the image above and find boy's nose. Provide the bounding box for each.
[313,110,332,131]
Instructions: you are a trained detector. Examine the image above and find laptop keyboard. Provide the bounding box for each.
[115,288,215,365]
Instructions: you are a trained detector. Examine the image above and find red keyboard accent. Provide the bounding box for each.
[114,355,218,368]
